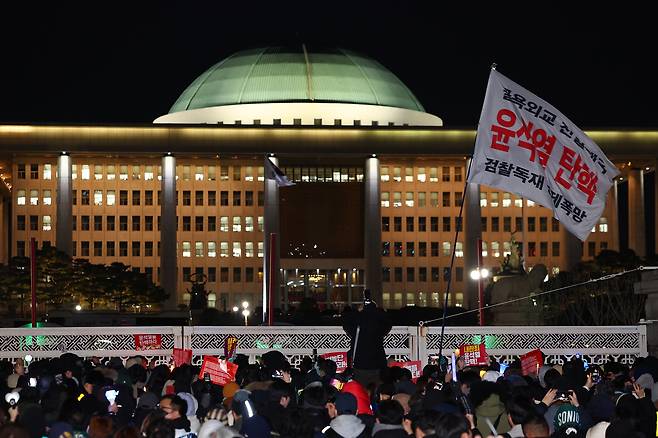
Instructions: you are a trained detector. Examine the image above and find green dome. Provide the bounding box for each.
[169,47,426,114]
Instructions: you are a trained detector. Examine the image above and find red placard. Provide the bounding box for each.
[320,352,348,373]
[134,334,162,351]
[388,360,422,382]
[521,349,543,376]
[459,344,489,366]
[224,336,238,359]
[198,356,239,386]
[173,348,193,367]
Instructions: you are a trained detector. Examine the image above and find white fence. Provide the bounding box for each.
[0,325,647,367]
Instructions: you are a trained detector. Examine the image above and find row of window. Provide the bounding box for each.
[15,189,265,207]
[279,167,364,183]
[381,191,463,208]
[380,166,463,183]
[182,266,263,283]
[181,241,263,258]
[382,241,563,258]
[383,266,464,282]
[17,163,266,182]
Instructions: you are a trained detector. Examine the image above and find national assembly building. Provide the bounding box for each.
[0,47,656,314]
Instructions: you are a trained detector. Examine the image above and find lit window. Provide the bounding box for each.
[503,242,512,257]
[120,165,128,180]
[245,242,254,257]
[208,241,217,257]
[442,242,451,256]
[245,216,254,232]
[381,192,390,208]
[145,166,154,181]
[455,242,464,258]
[195,241,203,257]
[94,190,103,206]
[42,215,51,231]
[526,199,535,207]
[94,165,103,180]
[182,242,191,257]
[417,167,426,182]
[220,217,229,232]
[393,192,402,208]
[30,190,39,205]
[480,192,487,207]
[245,166,254,182]
[490,192,499,207]
[258,216,264,232]
[492,241,500,258]
[195,166,203,181]
[502,192,511,207]
[43,190,52,205]
[107,165,116,180]
[132,165,140,180]
[232,217,241,232]
[81,165,90,180]
[233,242,242,258]
[107,190,116,206]
[430,192,439,207]
[17,190,26,205]
[429,167,438,182]
[405,167,413,182]
[71,164,77,180]
[599,217,608,232]
[207,166,216,181]
[43,164,52,180]
[380,166,389,182]
[418,192,426,207]
[481,241,488,257]
[220,242,229,257]
[405,192,414,207]
[393,167,401,182]
[258,242,264,258]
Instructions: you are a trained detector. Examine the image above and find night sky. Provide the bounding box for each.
[1,4,655,128]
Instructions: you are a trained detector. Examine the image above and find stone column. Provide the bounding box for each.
[561,227,583,271]
[263,156,281,315]
[464,158,481,311]
[0,195,9,264]
[628,168,646,257]
[161,154,178,309]
[364,156,383,305]
[56,153,73,256]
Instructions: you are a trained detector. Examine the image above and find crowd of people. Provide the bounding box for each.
[1,347,658,438]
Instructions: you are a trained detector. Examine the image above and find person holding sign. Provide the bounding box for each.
[342,289,392,388]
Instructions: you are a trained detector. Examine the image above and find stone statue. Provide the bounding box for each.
[488,264,547,305]
[500,233,524,275]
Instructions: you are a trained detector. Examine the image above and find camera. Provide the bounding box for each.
[29,377,37,387]
[555,390,571,402]
[363,289,375,307]
[204,372,211,383]
[5,392,20,406]
[105,389,118,405]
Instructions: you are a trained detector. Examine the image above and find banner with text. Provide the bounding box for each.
[459,344,489,366]
[173,348,193,367]
[199,356,239,386]
[224,336,238,360]
[134,334,162,351]
[468,69,618,241]
[389,360,422,382]
[320,352,348,373]
[521,348,544,376]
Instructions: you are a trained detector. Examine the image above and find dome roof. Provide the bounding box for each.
[168,46,426,114]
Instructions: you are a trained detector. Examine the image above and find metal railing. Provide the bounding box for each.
[0,325,647,367]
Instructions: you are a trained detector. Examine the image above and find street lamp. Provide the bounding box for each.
[242,309,250,326]
[472,238,489,326]
[75,304,82,312]
[232,306,239,312]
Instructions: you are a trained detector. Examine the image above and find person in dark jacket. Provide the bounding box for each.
[372,399,410,437]
[342,289,392,388]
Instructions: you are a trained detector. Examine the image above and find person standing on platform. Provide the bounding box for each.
[342,289,392,388]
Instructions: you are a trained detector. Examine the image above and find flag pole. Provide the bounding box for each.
[436,158,474,361]
[267,233,276,326]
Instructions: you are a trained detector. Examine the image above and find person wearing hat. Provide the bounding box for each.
[231,389,271,438]
[323,392,367,438]
[222,381,240,410]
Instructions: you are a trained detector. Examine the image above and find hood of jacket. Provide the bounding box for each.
[330,414,366,438]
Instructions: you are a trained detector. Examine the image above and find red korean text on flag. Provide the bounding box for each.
[468,69,618,241]
[520,349,544,376]
[173,348,193,367]
[388,360,422,383]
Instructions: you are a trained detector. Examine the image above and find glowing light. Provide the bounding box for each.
[75,304,82,311]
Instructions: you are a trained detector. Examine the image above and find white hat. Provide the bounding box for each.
[482,370,501,383]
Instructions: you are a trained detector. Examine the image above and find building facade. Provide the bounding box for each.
[0,47,655,313]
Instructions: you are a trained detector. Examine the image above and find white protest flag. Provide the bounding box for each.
[265,157,295,187]
[468,69,619,241]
